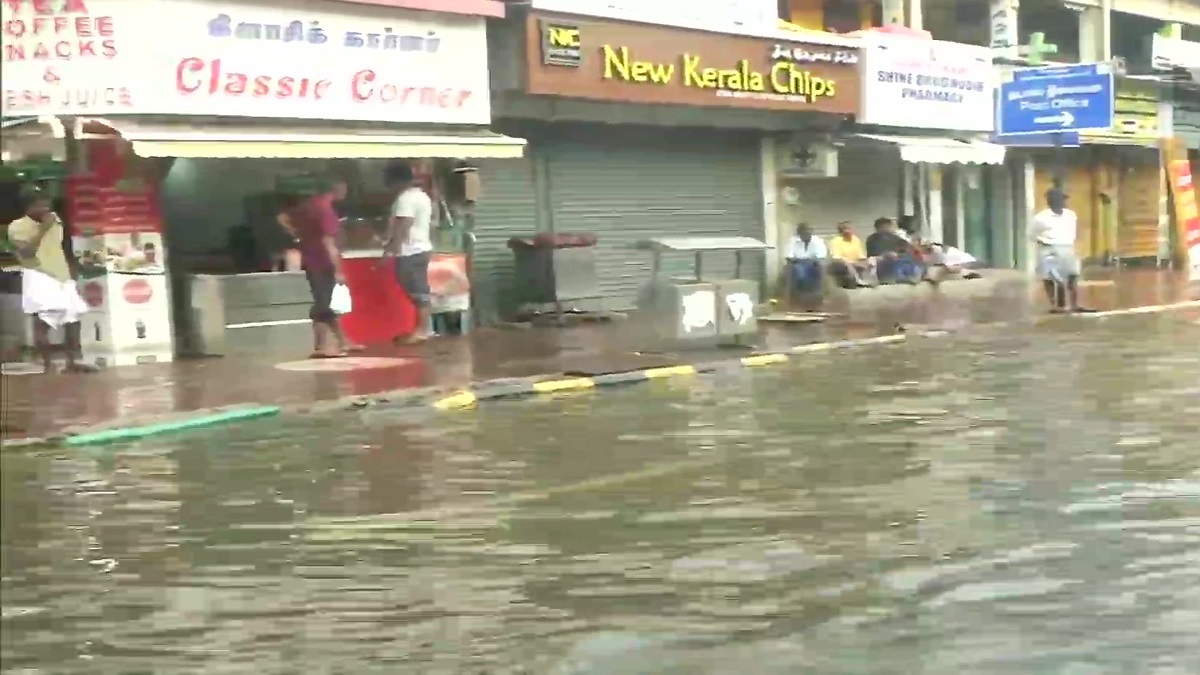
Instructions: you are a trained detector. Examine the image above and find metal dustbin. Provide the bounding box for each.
[632,236,770,348]
[508,233,600,311]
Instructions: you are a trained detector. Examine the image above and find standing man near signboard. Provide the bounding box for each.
[7,191,95,373]
[1029,188,1087,313]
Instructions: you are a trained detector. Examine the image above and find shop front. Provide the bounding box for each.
[1,0,522,362]
[852,31,1007,265]
[482,11,861,314]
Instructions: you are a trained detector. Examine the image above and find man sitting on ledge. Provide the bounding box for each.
[866,217,923,284]
[828,221,875,288]
[786,223,826,293]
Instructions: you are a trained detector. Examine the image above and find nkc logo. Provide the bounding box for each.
[541,22,582,67]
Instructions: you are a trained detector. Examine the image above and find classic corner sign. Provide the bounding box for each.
[1,0,491,124]
[524,14,861,115]
[859,32,995,132]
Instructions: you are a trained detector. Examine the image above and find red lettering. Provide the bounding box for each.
[351,69,375,102]
[175,57,204,94]
[33,42,48,58]
[100,38,113,57]
[73,16,90,37]
[53,39,71,57]
[64,0,86,12]
[52,15,66,32]
[173,57,329,101]
[95,15,110,36]
[32,0,51,14]
[4,43,24,60]
[32,16,49,33]
[348,68,472,109]
[276,76,294,98]
[5,19,26,38]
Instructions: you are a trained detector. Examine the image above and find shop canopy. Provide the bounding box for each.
[855,134,1007,165]
[81,119,527,160]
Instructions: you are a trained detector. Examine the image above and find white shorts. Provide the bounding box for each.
[1036,244,1081,283]
[22,268,88,329]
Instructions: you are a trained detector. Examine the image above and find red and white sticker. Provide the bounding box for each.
[122,279,153,304]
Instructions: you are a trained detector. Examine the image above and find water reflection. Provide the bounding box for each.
[3,314,1198,673]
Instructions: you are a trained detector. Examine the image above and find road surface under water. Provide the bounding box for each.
[3,313,1200,674]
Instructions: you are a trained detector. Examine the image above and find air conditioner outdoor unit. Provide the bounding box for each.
[778,139,839,178]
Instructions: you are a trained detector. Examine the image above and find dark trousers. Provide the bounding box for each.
[305,267,337,325]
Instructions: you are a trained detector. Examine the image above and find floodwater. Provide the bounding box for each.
[3,313,1200,675]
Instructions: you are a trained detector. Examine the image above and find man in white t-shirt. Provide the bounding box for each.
[785,223,827,293]
[383,161,435,342]
[1029,188,1086,313]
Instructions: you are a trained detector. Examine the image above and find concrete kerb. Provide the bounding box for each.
[9,301,1197,448]
[429,333,910,411]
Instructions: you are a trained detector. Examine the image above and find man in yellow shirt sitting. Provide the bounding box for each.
[827,222,876,288]
[7,191,93,373]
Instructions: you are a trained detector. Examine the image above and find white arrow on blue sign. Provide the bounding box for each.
[996,62,1115,136]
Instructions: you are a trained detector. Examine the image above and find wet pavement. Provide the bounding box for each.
[2,309,1198,673]
[1,269,1195,442]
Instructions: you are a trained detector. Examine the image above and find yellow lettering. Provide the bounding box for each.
[603,45,673,83]
[603,45,630,81]
[547,26,580,48]
[683,54,704,87]
[767,63,836,100]
[770,62,789,93]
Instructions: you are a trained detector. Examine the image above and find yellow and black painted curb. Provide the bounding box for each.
[430,334,908,411]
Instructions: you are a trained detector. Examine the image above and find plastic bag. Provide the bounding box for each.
[330,283,353,315]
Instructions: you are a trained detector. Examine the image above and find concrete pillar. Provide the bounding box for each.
[760,136,782,286]
[906,0,922,31]
[927,165,944,243]
[1021,157,1037,276]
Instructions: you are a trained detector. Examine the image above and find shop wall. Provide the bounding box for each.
[782,141,901,241]
[470,157,540,325]
[159,159,287,255]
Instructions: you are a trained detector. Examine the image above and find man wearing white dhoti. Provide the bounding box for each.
[7,191,93,373]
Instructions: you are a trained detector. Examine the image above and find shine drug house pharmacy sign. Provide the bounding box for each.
[0,0,491,124]
[859,32,996,132]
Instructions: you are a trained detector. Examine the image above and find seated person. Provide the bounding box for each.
[917,240,983,283]
[866,217,923,284]
[827,221,876,288]
[786,223,826,292]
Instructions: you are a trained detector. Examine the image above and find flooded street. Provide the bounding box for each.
[3,313,1199,674]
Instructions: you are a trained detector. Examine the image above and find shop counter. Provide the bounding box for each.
[340,250,416,345]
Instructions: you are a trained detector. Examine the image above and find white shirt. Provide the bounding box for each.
[788,235,827,260]
[392,187,433,256]
[1030,208,1078,247]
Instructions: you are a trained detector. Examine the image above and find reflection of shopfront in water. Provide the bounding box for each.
[480,11,861,315]
[1,0,521,362]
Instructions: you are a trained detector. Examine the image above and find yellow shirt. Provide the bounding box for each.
[8,215,72,282]
[828,234,866,262]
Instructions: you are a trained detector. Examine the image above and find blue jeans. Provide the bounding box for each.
[789,259,823,292]
[877,255,923,284]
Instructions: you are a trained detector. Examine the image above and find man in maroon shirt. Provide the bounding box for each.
[289,178,359,358]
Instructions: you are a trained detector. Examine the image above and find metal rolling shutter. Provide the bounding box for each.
[542,127,762,310]
[470,156,539,324]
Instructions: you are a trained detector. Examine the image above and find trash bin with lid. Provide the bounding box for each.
[508,233,600,313]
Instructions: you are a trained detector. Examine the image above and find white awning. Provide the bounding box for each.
[856,134,1007,165]
[79,119,526,159]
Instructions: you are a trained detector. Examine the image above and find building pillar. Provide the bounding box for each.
[760,136,783,287]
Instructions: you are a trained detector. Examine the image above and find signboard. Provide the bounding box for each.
[989,0,1019,61]
[996,63,1114,136]
[859,32,994,132]
[1151,34,1200,74]
[0,0,491,124]
[523,14,862,116]
[1162,138,1200,282]
[527,0,779,40]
